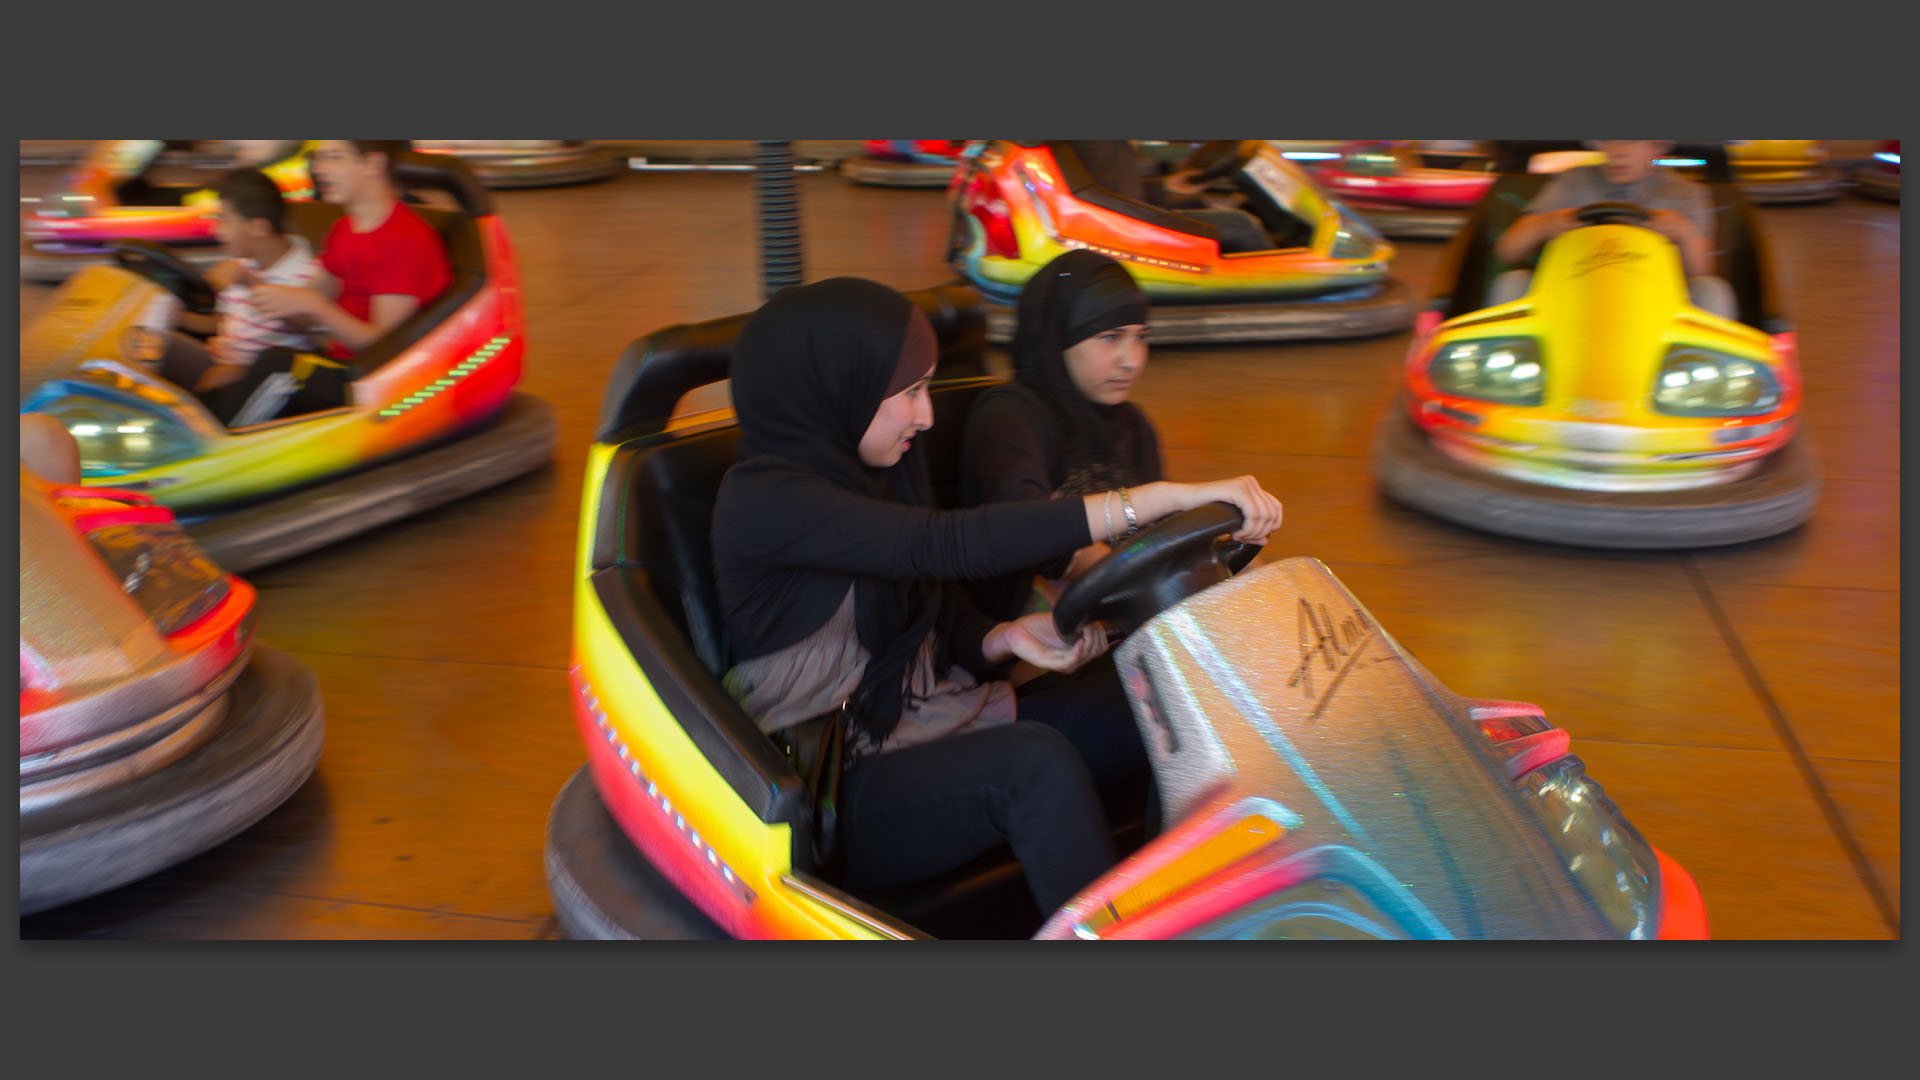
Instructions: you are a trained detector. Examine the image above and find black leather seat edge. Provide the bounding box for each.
[590,564,810,831]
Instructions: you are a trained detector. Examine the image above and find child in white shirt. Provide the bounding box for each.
[156,169,323,398]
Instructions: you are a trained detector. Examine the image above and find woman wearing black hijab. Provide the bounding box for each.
[712,278,1281,919]
[961,250,1166,624]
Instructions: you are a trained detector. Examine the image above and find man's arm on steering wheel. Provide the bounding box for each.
[1645,206,1715,277]
[1495,206,1582,265]
[249,284,418,354]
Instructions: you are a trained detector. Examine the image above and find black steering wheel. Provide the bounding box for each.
[1574,201,1652,227]
[1053,503,1262,638]
[110,240,218,315]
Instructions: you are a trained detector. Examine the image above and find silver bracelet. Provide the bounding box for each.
[1120,487,1138,535]
[1103,491,1117,544]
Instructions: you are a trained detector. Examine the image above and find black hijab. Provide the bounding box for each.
[1008,249,1153,496]
[728,277,944,748]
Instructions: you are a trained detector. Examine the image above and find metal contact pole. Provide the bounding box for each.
[755,141,804,298]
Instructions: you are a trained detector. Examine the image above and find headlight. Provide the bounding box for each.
[1428,337,1545,406]
[86,522,231,636]
[1329,208,1383,259]
[1516,756,1659,937]
[1651,346,1782,417]
[35,190,101,220]
[31,397,202,477]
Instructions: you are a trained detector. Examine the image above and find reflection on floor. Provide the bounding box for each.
[17,163,1901,940]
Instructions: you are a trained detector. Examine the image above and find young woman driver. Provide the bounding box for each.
[712,277,1282,918]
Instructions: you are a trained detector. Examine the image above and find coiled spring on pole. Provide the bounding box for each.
[756,141,804,298]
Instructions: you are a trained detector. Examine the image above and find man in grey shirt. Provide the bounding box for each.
[1490,140,1737,319]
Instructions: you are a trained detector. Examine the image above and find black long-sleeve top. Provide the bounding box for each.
[958,387,1163,621]
[712,459,1093,671]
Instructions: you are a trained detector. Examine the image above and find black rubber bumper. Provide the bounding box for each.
[456,146,620,189]
[1737,167,1846,205]
[840,156,960,188]
[1371,407,1821,549]
[984,277,1418,346]
[543,765,729,940]
[1851,168,1900,203]
[19,644,325,915]
[1351,206,1470,240]
[188,392,558,574]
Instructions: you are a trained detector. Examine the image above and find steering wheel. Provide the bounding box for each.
[1574,201,1651,227]
[110,240,218,315]
[1052,503,1261,638]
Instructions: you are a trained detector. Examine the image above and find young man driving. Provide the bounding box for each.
[249,139,452,362]
[1490,139,1737,319]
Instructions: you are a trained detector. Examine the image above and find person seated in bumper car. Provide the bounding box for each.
[962,250,1163,622]
[1491,139,1737,318]
[217,140,452,421]
[152,168,325,408]
[712,278,1281,916]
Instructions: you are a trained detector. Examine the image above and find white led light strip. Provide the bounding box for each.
[580,674,758,906]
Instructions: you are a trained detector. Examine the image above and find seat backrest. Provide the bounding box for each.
[596,283,989,444]
[1436,173,1550,318]
[1044,141,1221,242]
[1704,184,1785,332]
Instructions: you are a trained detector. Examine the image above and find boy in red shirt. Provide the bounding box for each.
[252,140,452,361]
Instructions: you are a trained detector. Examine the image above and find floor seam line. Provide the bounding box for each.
[1680,554,1901,935]
[258,889,549,928]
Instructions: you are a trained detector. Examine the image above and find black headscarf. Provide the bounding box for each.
[728,278,944,748]
[1009,250,1152,496]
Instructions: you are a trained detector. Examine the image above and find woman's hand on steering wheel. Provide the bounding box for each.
[986,612,1109,674]
[1166,476,1282,544]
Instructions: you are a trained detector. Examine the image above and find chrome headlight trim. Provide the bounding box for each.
[1428,336,1546,406]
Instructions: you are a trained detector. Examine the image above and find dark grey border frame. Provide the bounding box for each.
[5,2,1911,1073]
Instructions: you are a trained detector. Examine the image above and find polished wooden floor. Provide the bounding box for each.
[17,163,1901,940]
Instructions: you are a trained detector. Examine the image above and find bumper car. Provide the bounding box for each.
[1675,140,1843,205]
[542,284,1708,941]
[1308,141,1498,239]
[840,140,969,187]
[1851,142,1899,202]
[19,468,325,915]
[21,141,315,284]
[19,151,558,574]
[1373,141,1818,549]
[412,141,619,189]
[947,140,1415,344]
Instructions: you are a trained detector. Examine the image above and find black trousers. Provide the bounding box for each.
[157,334,348,426]
[836,665,1150,918]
